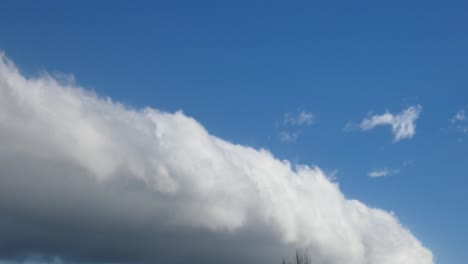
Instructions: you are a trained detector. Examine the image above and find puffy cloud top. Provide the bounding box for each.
[0,54,433,264]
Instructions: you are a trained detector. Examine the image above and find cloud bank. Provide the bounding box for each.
[359,105,422,142]
[0,54,433,264]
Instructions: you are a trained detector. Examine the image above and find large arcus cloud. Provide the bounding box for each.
[0,53,433,264]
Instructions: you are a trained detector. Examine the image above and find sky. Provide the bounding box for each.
[0,1,467,263]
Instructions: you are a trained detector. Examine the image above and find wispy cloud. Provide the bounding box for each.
[278,111,316,142]
[451,109,467,123]
[278,131,301,142]
[283,111,316,126]
[450,108,468,136]
[357,105,422,142]
[368,168,400,178]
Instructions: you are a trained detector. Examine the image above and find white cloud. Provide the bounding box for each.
[0,54,433,264]
[283,111,316,126]
[451,109,468,136]
[451,109,467,123]
[278,111,315,142]
[279,131,301,142]
[359,105,423,142]
[368,168,400,178]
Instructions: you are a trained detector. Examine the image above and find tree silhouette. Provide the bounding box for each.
[282,249,313,264]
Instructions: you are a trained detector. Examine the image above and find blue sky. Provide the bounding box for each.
[1,1,467,263]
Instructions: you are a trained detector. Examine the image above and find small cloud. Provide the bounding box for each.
[403,160,414,167]
[283,111,316,126]
[368,168,400,178]
[278,111,316,143]
[451,109,467,123]
[357,105,422,142]
[343,121,359,132]
[450,108,468,136]
[278,131,301,142]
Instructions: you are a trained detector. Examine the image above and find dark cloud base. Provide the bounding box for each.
[0,153,290,264]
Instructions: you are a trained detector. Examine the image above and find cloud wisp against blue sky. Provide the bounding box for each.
[368,168,400,178]
[451,108,468,136]
[283,111,316,127]
[356,105,423,143]
[278,111,316,143]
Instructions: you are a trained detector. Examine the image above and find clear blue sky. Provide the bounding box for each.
[1,1,467,263]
